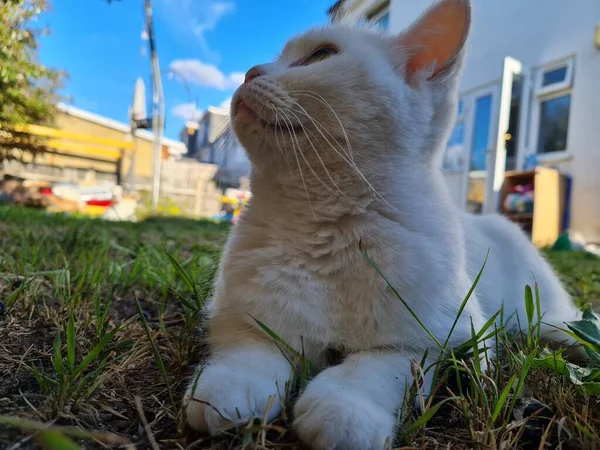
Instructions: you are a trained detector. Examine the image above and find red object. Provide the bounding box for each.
[86,199,114,207]
[39,187,52,195]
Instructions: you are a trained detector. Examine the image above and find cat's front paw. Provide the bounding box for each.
[293,378,395,450]
[184,347,291,435]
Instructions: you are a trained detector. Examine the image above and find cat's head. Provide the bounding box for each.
[230,0,470,188]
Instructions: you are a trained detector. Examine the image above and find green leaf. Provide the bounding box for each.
[566,320,600,350]
[580,382,600,395]
[582,304,600,323]
[530,349,599,391]
[584,346,600,364]
[35,430,81,450]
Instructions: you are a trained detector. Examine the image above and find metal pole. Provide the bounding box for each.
[145,0,164,213]
[127,124,137,194]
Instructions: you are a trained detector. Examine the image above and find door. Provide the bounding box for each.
[462,57,523,214]
[462,85,499,214]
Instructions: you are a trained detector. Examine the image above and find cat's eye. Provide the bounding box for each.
[295,45,338,66]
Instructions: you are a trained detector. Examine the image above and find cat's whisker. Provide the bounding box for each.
[267,104,285,155]
[290,103,354,168]
[277,108,317,220]
[285,108,348,199]
[286,93,353,164]
[288,100,392,208]
[279,108,337,205]
[289,102,354,166]
[271,106,294,175]
[289,90,356,164]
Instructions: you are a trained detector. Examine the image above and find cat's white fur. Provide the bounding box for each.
[184,1,581,448]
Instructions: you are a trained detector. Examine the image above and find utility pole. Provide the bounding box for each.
[144,0,164,213]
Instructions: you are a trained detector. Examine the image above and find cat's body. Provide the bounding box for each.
[185,2,581,448]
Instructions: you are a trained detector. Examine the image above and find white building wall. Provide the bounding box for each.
[334,0,600,242]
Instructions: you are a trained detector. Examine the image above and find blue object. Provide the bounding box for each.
[523,154,538,171]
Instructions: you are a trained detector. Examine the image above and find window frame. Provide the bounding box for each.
[531,56,575,160]
[442,98,467,173]
[534,58,574,98]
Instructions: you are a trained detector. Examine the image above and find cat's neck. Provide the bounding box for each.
[245,157,457,233]
[245,172,361,226]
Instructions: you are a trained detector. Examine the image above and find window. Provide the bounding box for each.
[536,59,573,97]
[534,58,574,154]
[542,66,567,86]
[537,94,571,154]
[442,99,466,171]
[367,2,390,30]
[470,94,493,171]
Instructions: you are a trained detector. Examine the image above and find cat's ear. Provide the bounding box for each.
[395,0,471,83]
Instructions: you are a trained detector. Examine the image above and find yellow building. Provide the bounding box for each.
[9,103,186,186]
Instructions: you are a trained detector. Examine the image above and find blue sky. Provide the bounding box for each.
[39,0,333,139]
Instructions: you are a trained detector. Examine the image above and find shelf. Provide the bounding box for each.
[500,167,566,248]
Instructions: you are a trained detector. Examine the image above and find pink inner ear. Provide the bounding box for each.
[402,0,470,80]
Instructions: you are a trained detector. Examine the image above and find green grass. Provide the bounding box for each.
[0,204,599,449]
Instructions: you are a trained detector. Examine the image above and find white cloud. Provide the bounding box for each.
[158,0,235,61]
[218,96,233,110]
[169,59,244,90]
[172,102,204,121]
[228,72,245,87]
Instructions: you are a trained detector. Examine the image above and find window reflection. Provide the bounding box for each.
[537,94,570,153]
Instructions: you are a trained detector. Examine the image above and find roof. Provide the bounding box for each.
[187,105,231,146]
[56,102,187,155]
[207,106,229,115]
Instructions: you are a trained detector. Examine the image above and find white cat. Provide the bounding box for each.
[184,1,582,448]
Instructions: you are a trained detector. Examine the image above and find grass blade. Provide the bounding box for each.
[524,285,534,327]
[507,350,536,417]
[400,396,460,439]
[361,249,442,350]
[443,249,489,350]
[492,374,517,422]
[52,331,64,377]
[134,293,176,410]
[36,430,81,450]
[71,326,120,381]
[67,312,75,372]
[251,316,316,371]
[0,416,131,445]
[534,281,542,344]
[160,247,198,296]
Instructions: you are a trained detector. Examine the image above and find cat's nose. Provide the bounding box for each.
[244,66,264,84]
